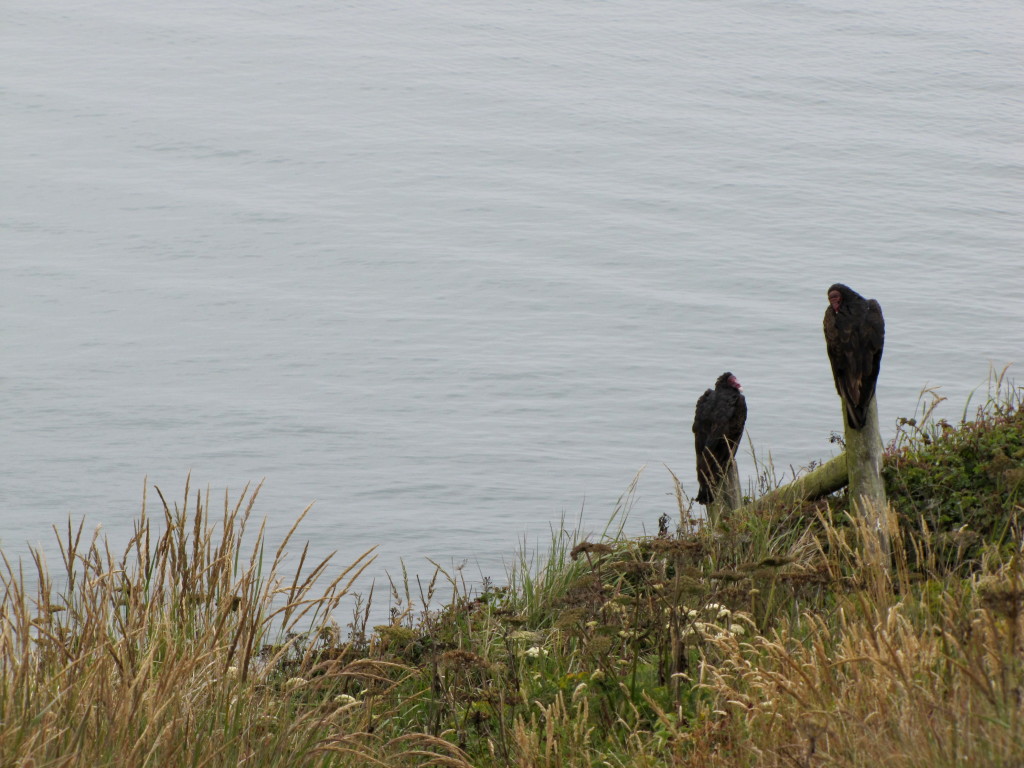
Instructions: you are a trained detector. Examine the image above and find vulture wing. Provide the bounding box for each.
[725,393,748,453]
[824,294,885,429]
[692,387,717,504]
[692,381,747,504]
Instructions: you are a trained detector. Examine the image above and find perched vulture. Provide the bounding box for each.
[823,283,885,430]
[692,372,747,505]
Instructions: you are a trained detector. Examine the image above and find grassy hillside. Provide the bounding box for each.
[1,376,1021,767]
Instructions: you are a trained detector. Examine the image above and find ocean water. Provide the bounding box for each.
[2,0,1021,605]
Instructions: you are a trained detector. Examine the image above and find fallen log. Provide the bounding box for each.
[740,451,848,512]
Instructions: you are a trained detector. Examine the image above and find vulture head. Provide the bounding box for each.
[717,371,743,392]
[826,283,855,314]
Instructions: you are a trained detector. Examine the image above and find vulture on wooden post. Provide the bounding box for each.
[692,372,747,505]
[823,283,885,430]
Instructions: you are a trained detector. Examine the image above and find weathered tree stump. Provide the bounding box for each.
[736,394,890,571]
[843,395,890,567]
[737,398,886,516]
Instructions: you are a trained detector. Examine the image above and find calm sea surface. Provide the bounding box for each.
[2,0,1021,607]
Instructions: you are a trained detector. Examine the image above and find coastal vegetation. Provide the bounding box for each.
[1,373,1022,767]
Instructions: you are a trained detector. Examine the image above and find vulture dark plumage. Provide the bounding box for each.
[692,372,747,505]
[823,283,885,430]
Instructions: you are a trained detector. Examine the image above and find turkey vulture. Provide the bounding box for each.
[692,372,747,505]
[823,283,885,430]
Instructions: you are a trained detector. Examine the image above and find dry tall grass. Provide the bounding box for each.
[2,376,1020,767]
[0,478,471,767]
[697,516,1024,768]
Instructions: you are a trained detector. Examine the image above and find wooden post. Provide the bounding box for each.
[707,458,743,524]
[844,396,890,568]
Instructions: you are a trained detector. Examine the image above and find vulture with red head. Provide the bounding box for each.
[823,283,885,430]
[692,372,747,505]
